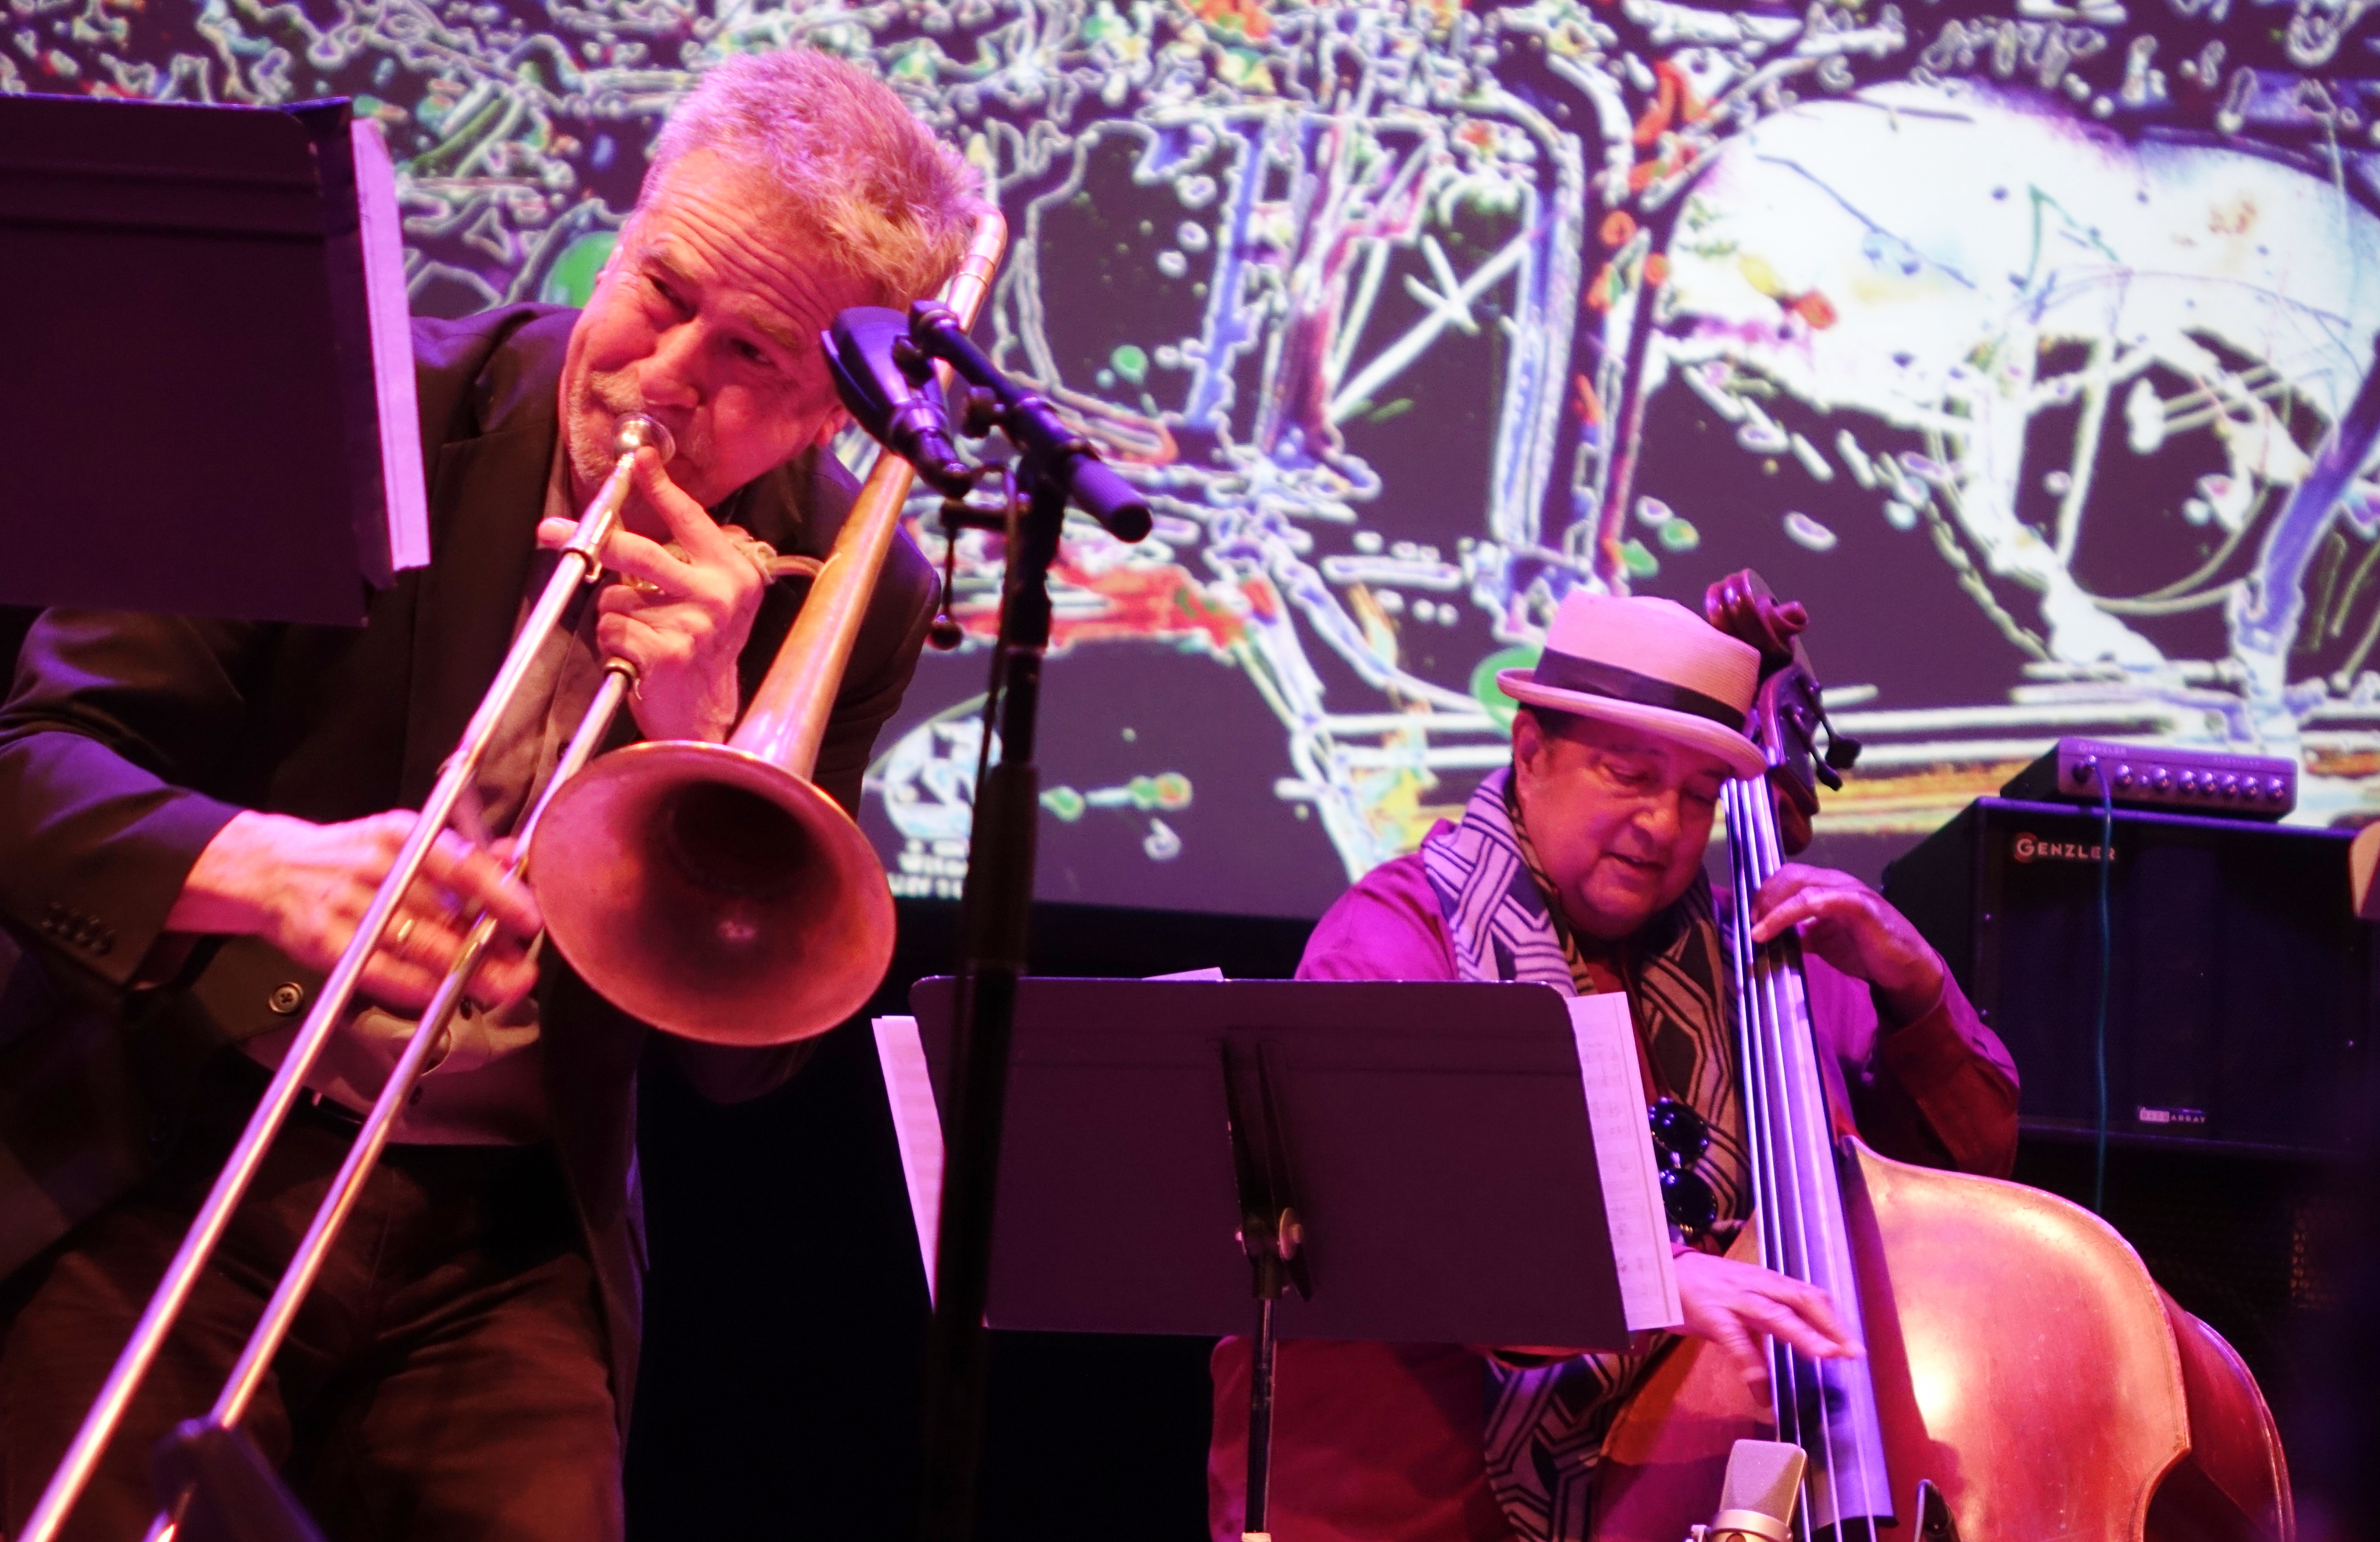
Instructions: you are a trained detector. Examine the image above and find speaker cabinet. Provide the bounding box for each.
[1882,797,2377,1153]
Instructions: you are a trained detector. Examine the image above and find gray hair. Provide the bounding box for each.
[644,49,980,306]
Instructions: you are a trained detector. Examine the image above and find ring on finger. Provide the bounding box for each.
[735,536,778,584]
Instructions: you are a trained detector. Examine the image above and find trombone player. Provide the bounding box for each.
[0,49,977,1539]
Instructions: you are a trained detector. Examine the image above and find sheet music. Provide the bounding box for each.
[1567,994,1683,1331]
[871,1015,944,1301]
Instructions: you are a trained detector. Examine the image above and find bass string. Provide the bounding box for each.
[1748,782,1840,1536]
[1747,789,1831,1524]
[1758,794,1895,1531]
[1751,782,1885,1535]
[1727,777,1891,1540]
[1722,786,1800,1451]
[1761,795,1847,1532]
[1723,783,1812,1541]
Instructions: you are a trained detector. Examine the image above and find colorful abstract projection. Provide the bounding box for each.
[23,0,2380,912]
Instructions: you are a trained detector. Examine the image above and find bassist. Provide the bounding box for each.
[1206,588,2019,1542]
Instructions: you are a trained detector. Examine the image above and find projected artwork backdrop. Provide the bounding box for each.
[23,0,2380,917]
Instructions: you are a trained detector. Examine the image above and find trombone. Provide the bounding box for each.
[20,205,1007,1542]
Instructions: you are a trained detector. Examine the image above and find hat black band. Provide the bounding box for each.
[1528,647,1747,730]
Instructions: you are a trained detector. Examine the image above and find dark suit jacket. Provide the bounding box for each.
[0,305,938,1427]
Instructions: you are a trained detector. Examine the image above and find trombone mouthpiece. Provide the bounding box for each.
[613,414,675,464]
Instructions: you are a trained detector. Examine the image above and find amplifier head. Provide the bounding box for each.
[2000,738,2295,821]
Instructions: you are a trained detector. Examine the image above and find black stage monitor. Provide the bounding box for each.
[1884,797,2377,1154]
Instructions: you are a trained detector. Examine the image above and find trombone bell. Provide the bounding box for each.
[529,741,896,1046]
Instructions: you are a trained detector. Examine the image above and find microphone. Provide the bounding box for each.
[907,300,1153,543]
[823,307,971,495]
[1690,1440,1804,1542]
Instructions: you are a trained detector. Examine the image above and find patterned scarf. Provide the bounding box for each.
[1421,767,1751,1542]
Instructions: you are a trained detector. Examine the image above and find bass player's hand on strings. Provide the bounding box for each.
[1495,1251,1862,1388]
[1748,863,1947,1025]
[1674,1249,1862,1394]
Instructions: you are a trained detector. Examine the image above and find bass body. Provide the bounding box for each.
[1594,1140,2292,1541]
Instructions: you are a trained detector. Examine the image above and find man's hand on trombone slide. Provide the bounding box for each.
[165,809,545,1013]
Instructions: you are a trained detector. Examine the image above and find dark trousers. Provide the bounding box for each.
[0,1055,623,1542]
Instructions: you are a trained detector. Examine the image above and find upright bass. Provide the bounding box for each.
[1593,572,2294,1542]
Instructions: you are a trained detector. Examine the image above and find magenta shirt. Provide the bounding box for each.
[1207,842,2020,1542]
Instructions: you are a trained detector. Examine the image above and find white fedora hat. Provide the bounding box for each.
[1497,591,1768,779]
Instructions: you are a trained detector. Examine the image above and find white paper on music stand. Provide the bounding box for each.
[874,992,1227,1309]
[872,1015,944,1302]
[350,119,428,572]
[1567,993,1683,1331]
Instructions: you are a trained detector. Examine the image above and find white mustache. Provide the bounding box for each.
[589,373,708,469]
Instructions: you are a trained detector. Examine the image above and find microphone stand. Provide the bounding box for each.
[856,300,1149,1542]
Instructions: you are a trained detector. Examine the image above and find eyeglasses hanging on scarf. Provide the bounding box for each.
[1646,1096,1717,1236]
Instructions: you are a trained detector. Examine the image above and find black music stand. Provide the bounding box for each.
[876,977,1680,1538]
[0,91,421,1541]
[0,94,424,624]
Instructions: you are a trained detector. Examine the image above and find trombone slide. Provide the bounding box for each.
[16,419,663,1542]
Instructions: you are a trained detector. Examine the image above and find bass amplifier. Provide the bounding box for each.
[1881,798,2376,1152]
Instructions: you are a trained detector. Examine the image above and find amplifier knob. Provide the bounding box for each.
[2219,774,2240,797]
[2177,770,2197,792]
[2115,764,2136,790]
[2152,768,2173,792]
[2267,776,2289,801]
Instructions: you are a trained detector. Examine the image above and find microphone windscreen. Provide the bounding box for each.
[1718,1439,1805,1529]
